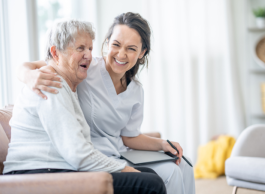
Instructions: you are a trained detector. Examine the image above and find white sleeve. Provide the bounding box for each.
[37,86,125,173]
[120,88,144,137]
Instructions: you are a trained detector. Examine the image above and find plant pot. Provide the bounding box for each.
[256,17,265,28]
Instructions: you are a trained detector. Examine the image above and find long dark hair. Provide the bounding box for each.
[102,12,151,86]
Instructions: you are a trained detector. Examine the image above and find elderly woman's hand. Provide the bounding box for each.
[26,62,62,100]
[121,166,140,173]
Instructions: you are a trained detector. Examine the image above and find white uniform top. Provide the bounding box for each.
[77,57,144,158]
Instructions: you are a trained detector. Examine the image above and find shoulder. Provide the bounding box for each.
[42,76,73,101]
[128,80,144,101]
[39,65,56,73]
[131,80,144,94]
[89,56,104,69]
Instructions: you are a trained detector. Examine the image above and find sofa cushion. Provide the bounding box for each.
[0,105,13,140]
[0,124,9,174]
[225,156,265,184]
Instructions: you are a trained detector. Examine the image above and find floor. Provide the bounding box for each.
[195,176,265,194]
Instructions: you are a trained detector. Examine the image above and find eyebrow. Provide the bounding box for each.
[114,40,138,48]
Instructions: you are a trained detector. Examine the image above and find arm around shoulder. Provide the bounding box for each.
[17,60,46,83]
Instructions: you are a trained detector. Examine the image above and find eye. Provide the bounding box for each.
[129,48,136,51]
[77,46,84,51]
[89,47,93,51]
[113,44,119,47]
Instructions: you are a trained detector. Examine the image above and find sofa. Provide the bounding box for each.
[0,105,161,194]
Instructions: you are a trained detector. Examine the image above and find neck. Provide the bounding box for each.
[104,57,127,93]
[104,58,126,88]
[50,63,79,92]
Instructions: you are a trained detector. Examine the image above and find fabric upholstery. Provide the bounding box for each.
[0,105,13,140]
[225,124,265,192]
[0,172,113,194]
[226,156,265,184]
[230,124,265,158]
[0,105,12,175]
[0,124,9,174]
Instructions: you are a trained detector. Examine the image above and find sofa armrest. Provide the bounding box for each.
[0,123,9,174]
[0,172,113,194]
[231,124,265,158]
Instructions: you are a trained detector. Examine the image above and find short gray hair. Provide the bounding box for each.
[45,19,95,60]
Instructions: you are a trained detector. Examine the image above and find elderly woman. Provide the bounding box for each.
[3,20,166,194]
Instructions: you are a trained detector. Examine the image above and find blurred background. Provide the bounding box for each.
[1,0,265,165]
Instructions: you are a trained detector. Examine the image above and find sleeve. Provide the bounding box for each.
[37,85,126,173]
[120,87,144,137]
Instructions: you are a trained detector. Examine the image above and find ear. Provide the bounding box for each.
[139,49,147,59]
[50,46,59,64]
[106,39,110,50]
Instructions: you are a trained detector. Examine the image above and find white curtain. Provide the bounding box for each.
[139,0,245,162]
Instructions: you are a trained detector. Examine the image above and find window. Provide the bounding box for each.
[37,0,72,59]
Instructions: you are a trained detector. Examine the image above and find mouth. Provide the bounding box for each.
[79,63,89,69]
[114,58,128,66]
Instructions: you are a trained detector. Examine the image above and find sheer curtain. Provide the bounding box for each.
[139,0,245,162]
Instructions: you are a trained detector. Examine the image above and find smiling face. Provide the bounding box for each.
[105,25,146,78]
[58,32,93,84]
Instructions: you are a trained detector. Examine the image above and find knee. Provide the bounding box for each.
[170,162,182,175]
[180,157,194,177]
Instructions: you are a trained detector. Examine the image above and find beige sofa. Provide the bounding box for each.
[0,105,160,194]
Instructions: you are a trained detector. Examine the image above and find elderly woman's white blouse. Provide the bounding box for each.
[77,57,144,158]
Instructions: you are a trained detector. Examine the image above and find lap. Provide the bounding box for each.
[128,158,193,182]
[4,168,76,174]
[111,167,166,194]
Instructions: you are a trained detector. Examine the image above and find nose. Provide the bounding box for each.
[84,49,92,60]
[117,48,126,59]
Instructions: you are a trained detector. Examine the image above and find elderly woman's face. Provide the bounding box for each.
[59,32,93,82]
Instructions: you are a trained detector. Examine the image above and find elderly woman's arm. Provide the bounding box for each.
[37,83,126,173]
[17,60,62,99]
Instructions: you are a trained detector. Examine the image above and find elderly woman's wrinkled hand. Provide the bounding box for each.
[121,166,140,173]
[28,65,62,100]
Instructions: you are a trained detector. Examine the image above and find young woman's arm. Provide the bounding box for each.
[121,87,183,165]
[122,134,183,165]
[17,60,62,99]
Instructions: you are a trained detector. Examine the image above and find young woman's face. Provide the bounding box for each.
[106,25,146,76]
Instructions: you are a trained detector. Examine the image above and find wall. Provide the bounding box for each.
[95,0,143,56]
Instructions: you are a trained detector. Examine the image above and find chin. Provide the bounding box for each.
[78,73,87,80]
[111,64,129,74]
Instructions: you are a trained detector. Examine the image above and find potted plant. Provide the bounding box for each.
[253,7,265,28]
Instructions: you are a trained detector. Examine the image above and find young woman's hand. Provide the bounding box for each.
[121,166,140,173]
[161,140,183,165]
[26,65,62,100]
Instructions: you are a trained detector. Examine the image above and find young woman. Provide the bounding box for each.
[18,12,195,194]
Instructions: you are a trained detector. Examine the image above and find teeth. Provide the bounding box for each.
[115,59,127,65]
